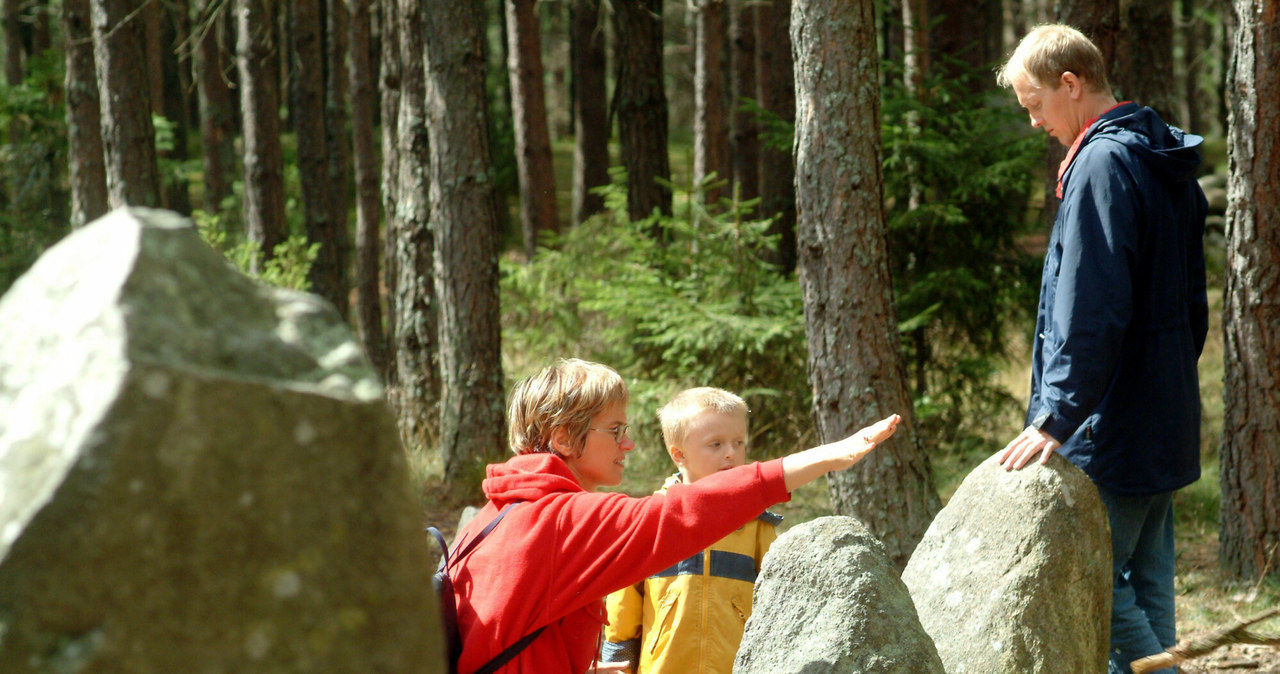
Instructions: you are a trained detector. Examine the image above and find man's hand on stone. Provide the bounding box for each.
[997,427,1060,470]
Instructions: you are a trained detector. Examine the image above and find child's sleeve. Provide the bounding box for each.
[601,582,643,664]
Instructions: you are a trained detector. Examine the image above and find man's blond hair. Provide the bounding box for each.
[658,387,748,450]
[996,24,1111,93]
[508,359,628,456]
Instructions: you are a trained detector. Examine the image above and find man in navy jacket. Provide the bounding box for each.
[994,24,1209,674]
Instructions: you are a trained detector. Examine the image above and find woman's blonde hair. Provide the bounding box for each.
[996,24,1111,93]
[507,359,629,455]
[657,387,748,449]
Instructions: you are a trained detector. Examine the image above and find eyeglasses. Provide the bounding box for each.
[587,424,631,444]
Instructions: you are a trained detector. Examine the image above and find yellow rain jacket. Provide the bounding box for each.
[602,475,781,673]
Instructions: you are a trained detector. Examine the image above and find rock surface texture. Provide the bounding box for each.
[901,454,1111,674]
[735,515,945,674]
[0,209,442,672]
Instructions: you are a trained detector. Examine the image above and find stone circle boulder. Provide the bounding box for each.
[0,208,443,672]
[901,453,1111,673]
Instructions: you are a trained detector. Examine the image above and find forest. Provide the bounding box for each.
[0,0,1277,647]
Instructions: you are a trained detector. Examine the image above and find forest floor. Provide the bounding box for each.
[418,477,1280,672]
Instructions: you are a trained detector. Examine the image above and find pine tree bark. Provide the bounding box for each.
[424,0,506,485]
[235,0,287,269]
[386,0,440,456]
[729,0,759,201]
[1220,0,1280,580]
[347,0,387,379]
[570,0,609,225]
[613,0,673,220]
[792,0,940,569]
[63,0,108,227]
[4,0,22,89]
[194,0,237,213]
[92,0,162,208]
[326,0,352,291]
[757,0,796,272]
[506,0,559,259]
[693,0,728,202]
[292,0,348,316]
[379,0,401,386]
[1118,0,1178,123]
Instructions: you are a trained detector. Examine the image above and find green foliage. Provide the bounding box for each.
[193,209,318,291]
[880,55,1045,452]
[0,52,71,296]
[503,172,812,457]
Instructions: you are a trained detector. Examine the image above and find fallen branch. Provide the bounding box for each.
[1131,609,1280,674]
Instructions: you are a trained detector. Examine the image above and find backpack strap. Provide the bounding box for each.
[474,624,547,674]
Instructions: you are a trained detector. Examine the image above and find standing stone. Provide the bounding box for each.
[0,208,443,672]
[735,516,945,674]
[901,454,1111,674]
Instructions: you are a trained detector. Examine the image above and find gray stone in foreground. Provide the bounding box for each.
[735,516,945,674]
[0,208,442,672]
[901,454,1111,674]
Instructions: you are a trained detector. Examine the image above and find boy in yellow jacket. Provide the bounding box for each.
[601,387,781,673]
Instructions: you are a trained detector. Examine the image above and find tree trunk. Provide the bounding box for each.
[543,1,572,139]
[1220,0,1280,580]
[378,0,402,387]
[235,0,287,269]
[326,0,352,295]
[347,0,388,379]
[927,0,1001,85]
[570,0,609,225]
[1118,0,1178,123]
[757,0,796,272]
[160,1,193,215]
[693,0,728,202]
[506,0,559,259]
[729,0,759,202]
[92,0,162,208]
[386,0,440,456]
[424,0,506,486]
[63,0,108,227]
[792,0,940,569]
[4,0,22,110]
[145,0,163,116]
[194,0,237,213]
[613,0,672,220]
[1180,0,1202,134]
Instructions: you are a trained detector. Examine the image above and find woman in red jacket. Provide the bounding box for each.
[450,358,899,674]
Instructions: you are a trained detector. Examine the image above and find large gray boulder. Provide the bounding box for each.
[735,516,945,674]
[901,454,1111,674]
[0,209,443,672]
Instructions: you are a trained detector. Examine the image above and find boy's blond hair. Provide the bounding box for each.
[996,23,1111,93]
[508,359,628,456]
[657,387,748,450]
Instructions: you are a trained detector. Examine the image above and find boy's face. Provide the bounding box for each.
[671,410,748,483]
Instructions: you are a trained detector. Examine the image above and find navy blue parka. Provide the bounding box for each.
[1026,102,1209,495]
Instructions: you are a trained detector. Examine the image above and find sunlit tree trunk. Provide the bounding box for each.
[347,0,387,378]
[387,0,440,456]
[693,0,727,202]
[379,0,401,387]
[506,0,559,258]
[235,0,287,269]
[92,0,161,208]
[424,0,506,487]
[792,0,939,569]
[613,0,672,220]
[570,0,609,224]
[63,0,108,227]
[1220,0,1280,580]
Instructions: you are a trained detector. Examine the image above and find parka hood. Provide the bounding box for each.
[482,452,585,505]
[1089,102,1203,184]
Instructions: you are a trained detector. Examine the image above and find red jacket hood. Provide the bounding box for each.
[482,452,584,505]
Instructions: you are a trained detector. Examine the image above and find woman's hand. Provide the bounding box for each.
[782,414,902,491]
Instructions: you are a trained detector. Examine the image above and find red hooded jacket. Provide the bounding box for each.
[451,453,790,673]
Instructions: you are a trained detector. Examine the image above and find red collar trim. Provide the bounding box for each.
[1056,101,1131,199]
